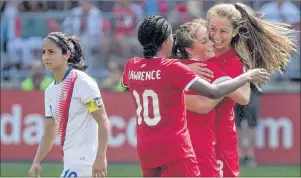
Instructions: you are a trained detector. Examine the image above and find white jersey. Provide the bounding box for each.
[45,68,103,165]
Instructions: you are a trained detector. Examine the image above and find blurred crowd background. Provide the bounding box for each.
[1,0,300,92]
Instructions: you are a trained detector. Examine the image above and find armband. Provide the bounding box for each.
[87,97,103,112]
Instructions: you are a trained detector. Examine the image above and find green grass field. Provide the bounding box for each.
[0,162,300,177]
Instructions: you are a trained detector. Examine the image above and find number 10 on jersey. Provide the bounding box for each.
[133,90,161,126]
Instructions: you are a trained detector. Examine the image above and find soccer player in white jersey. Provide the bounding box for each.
[28,32,110,177]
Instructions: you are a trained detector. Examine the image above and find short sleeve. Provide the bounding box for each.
[185,62,231,95]
[76,75,101,104]
[169,61,198,91]
[206,63,232,84]
[121,64,128,88]
[44,88,53,119]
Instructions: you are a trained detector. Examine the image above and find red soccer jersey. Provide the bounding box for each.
[209,49,244,148]
[122,57,198,168]
[183,59,231,155]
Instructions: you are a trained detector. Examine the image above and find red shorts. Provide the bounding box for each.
[141,157,200,177]
[197,153,220,177]
[216,148,240,177]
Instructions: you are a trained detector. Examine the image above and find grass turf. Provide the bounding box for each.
[1,162,300,177]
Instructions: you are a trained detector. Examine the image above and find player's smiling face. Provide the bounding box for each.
[185,26,215,60]
[209,15,238,51]
[42,39,70,71]
[193,27,215,60]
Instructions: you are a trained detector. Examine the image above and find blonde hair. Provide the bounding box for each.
[207,3,297,73]
[172,18,209,59]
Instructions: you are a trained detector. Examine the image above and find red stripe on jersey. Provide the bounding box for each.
[54,70,78,155]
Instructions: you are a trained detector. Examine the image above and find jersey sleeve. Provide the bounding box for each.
[185,62,232,95]
[44,88,53,119]
[206,63,232,84]
[169,60,198,91]
[76,75,104,112]
[121,59,130,88]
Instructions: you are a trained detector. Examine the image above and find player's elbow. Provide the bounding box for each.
[198,107,211,114]
[235,92,250,105]
[208,90,222,99]
[238,97,250,105]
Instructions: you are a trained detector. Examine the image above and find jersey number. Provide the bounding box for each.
[217,160,223,177]
[63,169,77,177]
[133,90,161,126]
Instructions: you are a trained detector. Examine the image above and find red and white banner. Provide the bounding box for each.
[1,90,300,164]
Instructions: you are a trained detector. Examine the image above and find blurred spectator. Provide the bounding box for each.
[1,1,21,52]
[187,0,204,18]
[21,59,53,91]
[62,0,105,77]
[130,0,144,22]
[46,1,65,11]
[1,0,300,89]
[99,60,126,92]
[167,1,196,29]
[6,36,43,73]
[157,0,176,18]
[111,0,141,63]
[3,0,45,74]
[19,1,46,12]
[260,0,300,80]
[1,1,22,81]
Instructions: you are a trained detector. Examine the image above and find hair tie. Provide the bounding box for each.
[234,3,240,10]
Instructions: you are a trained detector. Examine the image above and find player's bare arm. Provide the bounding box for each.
[227,83,251,105]
[185,78,233,114]
[29,119,57,177]
[187,63,251,105]
[89,100,110,177]
[185,95,224,114]
[189,69,269,99]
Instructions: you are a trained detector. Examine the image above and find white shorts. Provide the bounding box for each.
[60,164,92,177]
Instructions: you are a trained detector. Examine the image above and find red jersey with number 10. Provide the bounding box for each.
[122,57,198,168]
[182,59,231,155]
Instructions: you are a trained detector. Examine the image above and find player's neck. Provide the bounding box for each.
[190,55,207,62]
[156,50,168,59]
[215,46,231,57]
[53,66,70,84]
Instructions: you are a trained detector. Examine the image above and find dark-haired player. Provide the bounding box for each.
[121,15,269,177]
[28,32,110,177]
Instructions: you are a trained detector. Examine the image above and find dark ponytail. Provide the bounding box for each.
[143,43,158,59]
[138,15,172,59]
[66,36,88,71]
[171,35,179,58]
[45,32,88,71]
